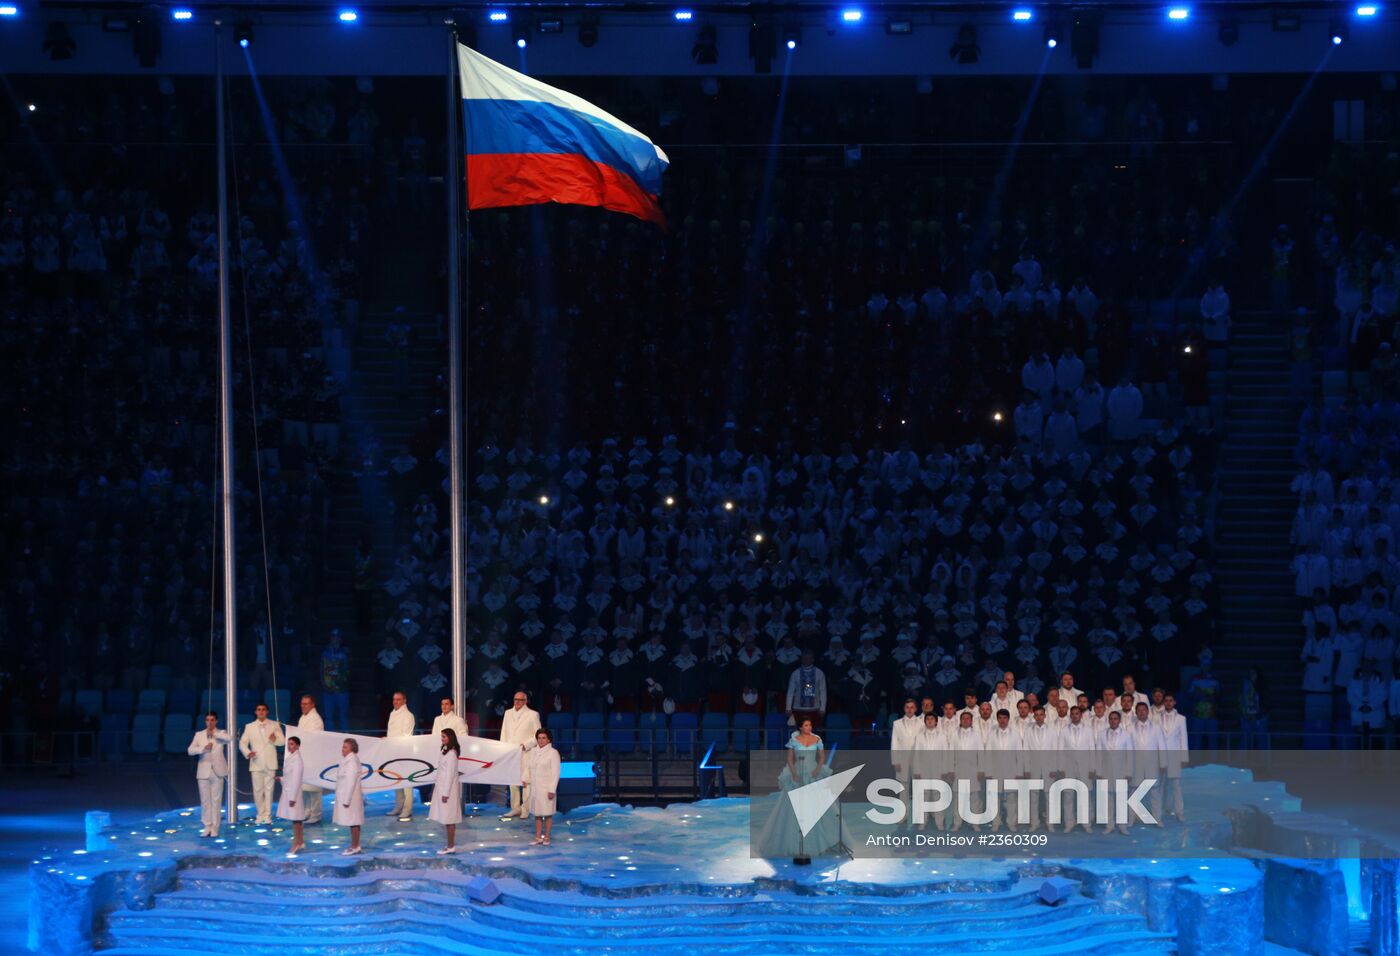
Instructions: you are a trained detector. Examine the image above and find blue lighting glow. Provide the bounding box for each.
[516,36,527,47]
[0,4,18,15]
[840,8,863,23]
[1356,4,1378,15]
[1012,9,1034,22]
[786,38,796,49]
[1332,32,1343,43]
[1046,36,1057,47]
[238,37,249,47]
[673,9,694,21]
[1167,6,1190,20]
[171,8,192,20]
[488,10,508,22]
[337,9,358,22]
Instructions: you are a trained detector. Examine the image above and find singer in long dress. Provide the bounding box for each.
[523,729,561,846]
[431,728,464,855]
[277,736,307,855]
[333,738,366,855]
[756,718,841,857]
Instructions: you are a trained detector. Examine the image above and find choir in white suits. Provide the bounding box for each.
[187,719,232,837]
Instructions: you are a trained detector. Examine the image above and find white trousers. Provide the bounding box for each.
[198,776,226,833]
[509,784,529,816]
[393,786,413,818]
[304,785,323,823]
[250,770,276,821]
[1163,775,1185,819]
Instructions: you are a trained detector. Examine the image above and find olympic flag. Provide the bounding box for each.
[289,726,522,791]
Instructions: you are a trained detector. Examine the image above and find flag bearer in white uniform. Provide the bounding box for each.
[187,712,232,838]
[240,703,283,824]
[386,692,417,821]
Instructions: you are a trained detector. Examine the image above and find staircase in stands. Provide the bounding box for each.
[1214,309,1301,736]
[97,864,1178,955]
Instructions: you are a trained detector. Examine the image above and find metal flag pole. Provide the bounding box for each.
[446,26,468,716]
[215,22,240,826]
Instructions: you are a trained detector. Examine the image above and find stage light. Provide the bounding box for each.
[753,533,764,543]
[233,19,253,47]
[27,102,35,111]
[992,411,1004,422]
[1331,18,1348,42]
[171,8,192,20]
[1218,19,1238,45]
[0,5,17,16]
[538,495,549,505]
[1356,5,1378,16]
[1012,8,1034,22]
[487,10,508,23]
[886,18,912,34]
[337,9,358,23]
[1044,22,1062,47]
[513,23,528,47]
[692,24,717,63]
[674,9,693,21]
[578,14,598,46]
[783,26,800,49]
[1167,7,1190,21]
[723,500,735,511]
[841,8,863,23]
[664,496,675,507]
[949,23,979,63]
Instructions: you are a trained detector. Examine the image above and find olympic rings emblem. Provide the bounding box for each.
[375,758,436,783]
[316,758,436,784]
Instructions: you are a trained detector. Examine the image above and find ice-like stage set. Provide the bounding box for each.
[27,761,1400,956]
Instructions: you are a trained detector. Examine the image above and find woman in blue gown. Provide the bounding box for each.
[755,718,843,857]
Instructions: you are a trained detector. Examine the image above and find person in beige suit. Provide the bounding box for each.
[187,712,232,837]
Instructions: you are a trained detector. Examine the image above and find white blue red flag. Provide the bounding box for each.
[457,44,669,227]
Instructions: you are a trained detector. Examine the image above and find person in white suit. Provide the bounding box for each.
[239,703,283,824]
[385,692,417,821]
[187,712,232,837]
[950,712,982,832]
[1159,693,1189,821]
[1126,701,1167,826]
[890,698,922,819]
[334,738,366,855]
[1057,706,1097,832]
[499,691,541,821]
[277,736,307,855]
[431,728,465,854]
[295,695,326,824]
[523,728,562,846]
[912,714,948,831]
[1100,711,1135,834]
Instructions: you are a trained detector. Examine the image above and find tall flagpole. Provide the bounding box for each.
[446,27,468,715]
[215,23,240,825]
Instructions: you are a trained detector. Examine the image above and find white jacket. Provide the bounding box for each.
[432,712,469,740]
[187,729,232,779]
[387,705,416,738]
[500,705,542,751]
[890,715,923,762]
[239,718,283,772]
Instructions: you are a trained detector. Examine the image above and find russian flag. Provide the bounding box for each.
[457,45,669,227]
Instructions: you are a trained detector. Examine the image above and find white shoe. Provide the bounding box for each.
[436,846,459,855]
[398,816,413,823]
[342,847,363,856]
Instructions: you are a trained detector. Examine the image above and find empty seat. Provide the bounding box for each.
[100,713,130,759]
[731,712,760,753]
[637,712,666,754]
[137,689,167,715]
[75,690,103,720]
[606,712,637,755]
[824,713,852,751]
[200,689,225,714]
[163,713,194,754]
[131,714,161,754]
[699,712,730,752]
[546,712,576,757]
[576,712,606,756]
[763,711,790,750]
[169,688,197,716]
[670,712,698,756]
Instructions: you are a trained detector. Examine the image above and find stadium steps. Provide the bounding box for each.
[95,866,1177,955]
[1215,310,1301,734]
